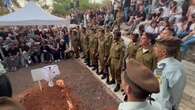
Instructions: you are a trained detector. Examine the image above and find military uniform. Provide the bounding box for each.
[98,31,113,73]
[83,32,90,65]
[153,57,186,110]
[71,29,80,58]
[80,32,85,53]
[114,9,124,29]
[81,32,89,58]
[152,38,186,110]
[89,31,98,68]
[126,42,139,59]
[104,32,113,58]
[135,47,156,71]
[98,32,106,74]
[119,59,161,110]
[109,39,125,84]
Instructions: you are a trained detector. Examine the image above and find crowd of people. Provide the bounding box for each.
[0,0,195,110]
[0,26,71,72]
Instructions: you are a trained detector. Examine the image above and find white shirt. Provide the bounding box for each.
[0,62,6,76]
[153,57,186,110]
[170,6,182,21]
[190,23,195,31]
[142,48,149,53]
[118,101,161,110]
[161,6,171,18]
[114,0,121,10]
[145,25,158,34]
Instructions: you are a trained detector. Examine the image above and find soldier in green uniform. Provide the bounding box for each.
[101,27,113,83]
[125,33,139,59]
[80,27,86,58]
[76,26,82,52]
[113,7,124,30]
[98,28,106,76]
[71,28,80,58]
[81,27,91,66]
[80,27,88,59]
[135,32,156,71]
[89,28,99,73]
[98,28,109,78]
[107,31,125,92]
[124,33,139,70]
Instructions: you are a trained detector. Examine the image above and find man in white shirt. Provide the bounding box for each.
[119,59,161,110]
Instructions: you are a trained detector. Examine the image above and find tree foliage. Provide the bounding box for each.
[52,0,72,16]
[52,0,109,16]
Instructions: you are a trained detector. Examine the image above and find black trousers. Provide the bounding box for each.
[31,52,41,63]
[59,50,65,59]
[0,74,12,97]
[52,50,60,60]
[43,52,51,61]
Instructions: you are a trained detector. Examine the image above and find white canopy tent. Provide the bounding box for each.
[0,2,70,26]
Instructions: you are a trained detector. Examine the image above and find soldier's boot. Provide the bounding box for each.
[114,84,120,92]
[96,64,99,74]
[106,77,110,84]
[75,53,80,59]
[84,59,87,64]
[101,74,106,79]
[81,55,85,59]
[107,79,115,85]
[84,57,88,63]
[97,69,103,75]
[87,58,92,67]
[92,65,96,70]
[86,59,90,67]
[86,53,90,66]
[101,69,107,79]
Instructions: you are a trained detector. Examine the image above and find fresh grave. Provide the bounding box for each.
[15,65,79,110]
[15,83,79,110]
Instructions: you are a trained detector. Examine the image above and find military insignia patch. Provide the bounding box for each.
[155,63,166,84]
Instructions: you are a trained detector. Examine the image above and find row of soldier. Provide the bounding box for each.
[71,25,125,92]
[71,25,158,92]
[70,23,186,110]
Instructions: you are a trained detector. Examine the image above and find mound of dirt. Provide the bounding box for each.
[15,84,79,110]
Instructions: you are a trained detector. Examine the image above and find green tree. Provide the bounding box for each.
[52,0,71,16]
[52,0,110,16]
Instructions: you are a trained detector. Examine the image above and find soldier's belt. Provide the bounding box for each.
[111,57,120,60]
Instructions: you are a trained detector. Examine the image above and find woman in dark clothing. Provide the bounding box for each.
[50,39,60,62]
[40,41,51,63]
[7,44,20,71]
[63,28,70,48]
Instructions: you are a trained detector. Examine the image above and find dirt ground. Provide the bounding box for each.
[15,84,78,110]
[7,59,119,110]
